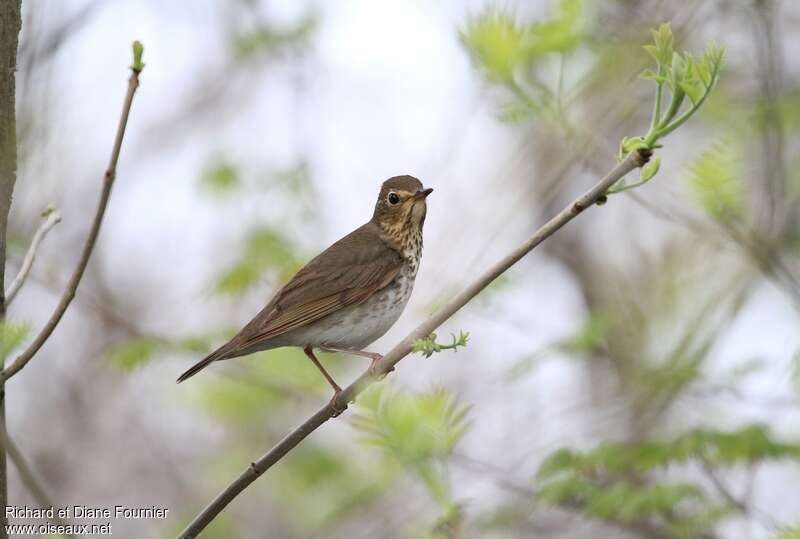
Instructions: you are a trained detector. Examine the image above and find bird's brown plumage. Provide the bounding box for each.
[177,175,429,384]
[177,221,404,382]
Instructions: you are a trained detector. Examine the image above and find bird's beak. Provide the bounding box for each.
[414,188,434,200]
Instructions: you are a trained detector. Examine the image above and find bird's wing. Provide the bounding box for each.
[229,222,403,352]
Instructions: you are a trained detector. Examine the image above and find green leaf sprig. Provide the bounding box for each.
[413,331,470,359]
[610,23,725,194]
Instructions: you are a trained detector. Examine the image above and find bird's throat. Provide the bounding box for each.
[379,219,424,265]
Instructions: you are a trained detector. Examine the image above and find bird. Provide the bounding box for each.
[177,175,433,415]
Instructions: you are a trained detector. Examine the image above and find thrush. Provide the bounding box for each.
[177,175,433,414]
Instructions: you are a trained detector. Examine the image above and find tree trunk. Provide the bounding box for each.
[0,1,22,536]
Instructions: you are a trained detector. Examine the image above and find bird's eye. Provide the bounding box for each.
[387,192,400,205]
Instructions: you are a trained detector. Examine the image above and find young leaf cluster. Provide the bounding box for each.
[413,331,470,359]
[612,23,725,194]
[461,0,583,83]
[640,23,725,147]
[460,0,584,121]
[353,387,470,513]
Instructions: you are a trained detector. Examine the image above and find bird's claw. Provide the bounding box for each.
[329,390,347,417]
[368,355,394,380]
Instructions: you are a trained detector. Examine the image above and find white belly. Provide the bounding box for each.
[274,265,416,350]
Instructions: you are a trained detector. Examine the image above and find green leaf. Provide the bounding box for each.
[640,156,662,182]
[537,448,579,479]
[353,386,470,510]
[669,51,688,86]
[693,56,713,87]
[639,68,667,84]
[645,22,674,67]
[200,159,239,194]
[215,226,303,295]
[679,81,703,105]
[0,322,29,361]
[231,14,317,60]
[354,387,471,463]
[107,338,159,371]
[686,143,744,222]
[461,0,585,84]
[524,0,585,57]
[177,336,213,354]
[460,9,526,83]
[558,312,608,354]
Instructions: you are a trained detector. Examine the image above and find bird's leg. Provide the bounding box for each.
[318,345,392,378]
[304,346,346,416]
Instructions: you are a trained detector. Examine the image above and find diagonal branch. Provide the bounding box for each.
[0,426,74,536]
[2,60,144,382]
[4,205,61,306]
[177,149,650,539]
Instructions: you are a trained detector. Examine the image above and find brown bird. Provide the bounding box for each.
[177,175,433,414]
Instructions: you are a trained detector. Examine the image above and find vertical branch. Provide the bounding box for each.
[0,427,73,536]
[0,1,22,536]
[752,0,787,234]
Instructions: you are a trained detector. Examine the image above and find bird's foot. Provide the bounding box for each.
[329,389,348,417]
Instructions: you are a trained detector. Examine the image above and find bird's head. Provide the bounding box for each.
[371,175,433,239]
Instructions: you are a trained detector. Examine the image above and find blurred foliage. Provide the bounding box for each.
[107,335,211,371]
[231,13,317,61]
[537,424,800,536]
[0,321,29,361]
[508,311,608,378]
[215,225,304,295]
[776,527,800,539]
[188,347,326,424]
[271,442,394,530]
[79,3,798,538]
[170,512,234,539]
[461,0,584,83]
[686,142,744,223]
[354,386,470,526]
[461,0,585,123]
[107,337,159,371]
[200,158,240,195]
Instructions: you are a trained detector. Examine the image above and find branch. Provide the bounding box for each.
[0,426,74,536]
[177,149,650,539]
[2,44,144,381]
[4,206,61,306]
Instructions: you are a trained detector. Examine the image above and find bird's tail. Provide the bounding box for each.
[176,342,235,383]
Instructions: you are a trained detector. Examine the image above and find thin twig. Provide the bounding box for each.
[0,426,74,535]
[701,459,779,532]
[2,63,143,381]
[4,206,61,306]
[177,149,649,539]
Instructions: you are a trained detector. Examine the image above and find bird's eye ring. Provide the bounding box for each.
[387,192,400,205]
